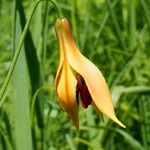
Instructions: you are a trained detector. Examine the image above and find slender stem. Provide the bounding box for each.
[30,85,50,126]
[0,0,62,105]
[51,0,63,18]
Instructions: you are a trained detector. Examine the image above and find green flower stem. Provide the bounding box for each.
[30,85,50,126]
[0,0,62,106]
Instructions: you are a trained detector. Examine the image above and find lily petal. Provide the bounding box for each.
[55,20,79,129]
[55,18,125,128]
[54,19,64,94]
[56,61,79,129]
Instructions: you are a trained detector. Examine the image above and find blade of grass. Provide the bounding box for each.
[78,0,90,50]
[66,134,76,150]
[0,127,13,150]
[74,137,104,150]
[31,2,43,61]
[93,0,118,49]
[138,95,150,150]
[128,0,136,50]
[81,125,145,150]
[12,0,33,149]
[14,1,44,149]
[70,0,78,45]
[41,1,49,78]
[2,111,15,149]
[140,0,150,26]
[106,0,126,49]
[0,0,2,16]
[0,96,14,150]
[85,108,102,148]
[116,128,145,150]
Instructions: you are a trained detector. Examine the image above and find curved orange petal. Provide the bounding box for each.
[55,20,79,129]
[56,61,79,129]
[54,19,64,94]
[56,18,125,128]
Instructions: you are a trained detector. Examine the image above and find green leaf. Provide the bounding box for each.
[12,1,33,150]
[116,129,145,150]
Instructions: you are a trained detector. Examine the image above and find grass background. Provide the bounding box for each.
[0,0,150,150]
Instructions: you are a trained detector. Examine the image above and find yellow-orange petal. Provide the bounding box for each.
[55,18,125,128]
[56,60,79,129]
[54,19,64,94]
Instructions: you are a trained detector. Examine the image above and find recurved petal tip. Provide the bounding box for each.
[112,117,126,128]
[92,102,125,128]
[69,112,79,130]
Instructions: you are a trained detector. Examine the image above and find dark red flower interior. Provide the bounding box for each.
[76,74,92,108]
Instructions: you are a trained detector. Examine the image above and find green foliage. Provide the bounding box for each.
[0,0,150,149]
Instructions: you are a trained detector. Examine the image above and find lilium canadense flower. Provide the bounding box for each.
[54,18,125,129]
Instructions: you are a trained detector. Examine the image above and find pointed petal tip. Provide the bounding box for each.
[113,117,126,128]
[75,124,79,131]
[72,115,79,130]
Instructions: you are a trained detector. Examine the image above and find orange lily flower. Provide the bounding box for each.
[54,18,125,129]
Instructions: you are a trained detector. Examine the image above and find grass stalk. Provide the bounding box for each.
[140,0,150,26]
[106,0,126,49]
[128,0,136,50]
